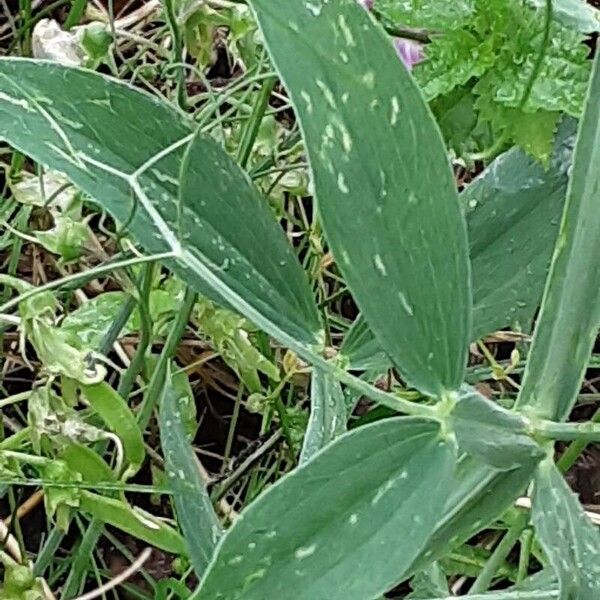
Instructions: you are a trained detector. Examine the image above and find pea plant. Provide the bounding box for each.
[0,0,599,598]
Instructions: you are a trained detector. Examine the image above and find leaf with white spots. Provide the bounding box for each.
[248,0,472,397]
[341,121,574,370]
[195,418,456,600]
[532,458,600,599]
[300,368,347,463]
[159,365,222,578]
[0,59,322,353]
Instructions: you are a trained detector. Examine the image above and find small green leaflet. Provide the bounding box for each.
[515,51,600,420]
[249,0,472,397]
[532,459,600,599]
[451,388,543,470]
[196,418,456,600]
[159,365,222,578]
[0,59,322,354]
[300,368,347,463]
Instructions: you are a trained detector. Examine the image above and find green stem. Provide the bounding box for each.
[535,419,600,442]
[558,406,600,472]
[0,251,174,315]
[519,0,553,110]
[64,0,87,29]
[163,0,187,109]
[61,518,105,597]
[117,263,154,399]
[468,513,528,594]
[237,76,277,169]
[136,287,197,431]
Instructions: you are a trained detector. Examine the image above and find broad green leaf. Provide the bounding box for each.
[410,455,538,574]
[249,0,471,397]
[341,122,573,369]
[0,59,322,355]
[300,368,347,463]
[61,442,115,484]
[196,418,456,600]
[532,459,600,599]
[81,382,145,472]
[515,53,600,420]
[79,491,186,555]
[159,365,222,578]
[451,388,543,470]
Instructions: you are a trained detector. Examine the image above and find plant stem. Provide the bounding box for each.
[136,287,197,431]
[535,419,600,442]
[468,512,528,594]
[558,406,600,472]
[117,263,154,399]
[237,76,277,169]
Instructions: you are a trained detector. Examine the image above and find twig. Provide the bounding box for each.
[71,547,152,600]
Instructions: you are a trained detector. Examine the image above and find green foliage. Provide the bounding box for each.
[197,419,456,599]
[378,0,591,160]
[0,0,599,597]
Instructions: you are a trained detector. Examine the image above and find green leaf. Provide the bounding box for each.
[451,388,543,469]
[159,365,222,578]
[341,121,573,369]
[249,0,471,397]
[515,53,600,421]
[411,455,539,573]
[532,458,600,599]
[81,382,145,472]
[61,291,129,350]
[61,442,115,483]
[408,562,449,598]
[375,0,475,30]
[79,491,186,555]
[465,119,573,336]
[0,59,322,356]
[300,368,347,464]
[528,0,600,32]
[196,418,456,600]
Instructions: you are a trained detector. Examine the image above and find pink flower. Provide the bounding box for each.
[393,38,424,71]
[358,0,373,10]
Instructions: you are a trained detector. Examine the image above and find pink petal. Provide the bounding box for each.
[393,38,424,71]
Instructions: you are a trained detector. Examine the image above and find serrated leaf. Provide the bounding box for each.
[249,0,471,397]
[0,59,322,357]
[341,122,573,369]
[159,364,222,578]
[300,368,347,463]
[196,418,456,600]
[375,0,475,30]
[451,388,543,469]
[515,52,600,420]
[532,459,600,599]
